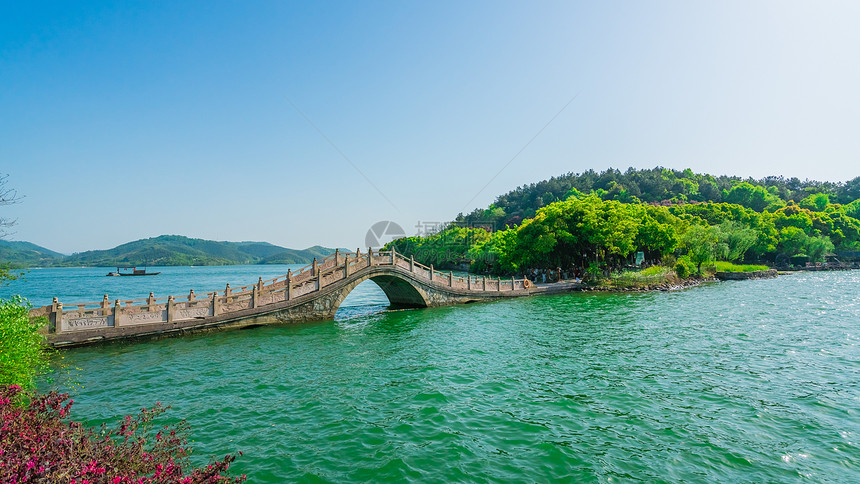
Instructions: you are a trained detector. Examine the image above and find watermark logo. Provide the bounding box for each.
[365,220,407,249]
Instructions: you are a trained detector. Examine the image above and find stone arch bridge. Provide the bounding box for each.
[33,249,540,347]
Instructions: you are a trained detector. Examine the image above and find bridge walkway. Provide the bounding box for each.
[32,249,539,347]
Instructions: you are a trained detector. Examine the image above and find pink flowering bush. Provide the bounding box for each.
[0,385,245,483]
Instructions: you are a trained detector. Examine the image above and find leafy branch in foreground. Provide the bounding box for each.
[0,385,246,483]
[0,296,50,389]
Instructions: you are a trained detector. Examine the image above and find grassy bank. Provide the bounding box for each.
[608,266,680,288]
[710,261,770,272]
[604,260,770,289]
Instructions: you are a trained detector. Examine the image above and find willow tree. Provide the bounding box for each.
[681,224,724,275]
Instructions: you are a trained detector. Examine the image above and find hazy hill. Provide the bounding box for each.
[0,240,66,267]
[0,235,338,268]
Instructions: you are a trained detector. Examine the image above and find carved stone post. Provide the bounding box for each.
[482,276,486,291]
[368,248,373,267]
[430,264,434,281]
[511,276,515,291]
[467,276,471,290]
[51,298,61,333]
[410,255,414,272]
[188,289,195,302]
[335,248,340,265]
[167,296,175,322]
[213,292,221,316]
[112,299,120,327]
[252,284,259,308]
[344,256,350,278]
[148,292,156,312]
[101,295,109,309]
[449,271,453,287]
[391,247,396,265]
[312,258,318,276]
[497,277,502,292]
[225,283,231,296]
[286,270,292,301]
[316,269,322,291]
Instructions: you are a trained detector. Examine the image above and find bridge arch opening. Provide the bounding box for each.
[333,275,429,320]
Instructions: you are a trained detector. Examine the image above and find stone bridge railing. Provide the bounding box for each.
[31,249,531,336]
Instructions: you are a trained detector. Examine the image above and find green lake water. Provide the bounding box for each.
[8,268,859,482]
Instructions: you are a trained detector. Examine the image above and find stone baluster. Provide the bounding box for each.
[225,283,231,297]
[188,289,195,302]
[167,296,175,322]
[213,292,221,316]
[148,292,156,312]
[113,299,121,327]
[51,298,61,333]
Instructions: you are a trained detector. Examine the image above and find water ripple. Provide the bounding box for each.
[43,271,860,482]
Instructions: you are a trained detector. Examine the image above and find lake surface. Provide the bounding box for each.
[10,267,860,482]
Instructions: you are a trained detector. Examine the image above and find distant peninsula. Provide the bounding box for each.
[0,235,339,268]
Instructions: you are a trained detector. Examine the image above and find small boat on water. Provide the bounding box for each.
[106,266,160,277]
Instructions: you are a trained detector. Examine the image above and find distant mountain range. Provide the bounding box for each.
[0,241,67,267]
[0,235,340,268]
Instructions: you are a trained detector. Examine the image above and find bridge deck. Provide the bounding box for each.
[32,250,544,347]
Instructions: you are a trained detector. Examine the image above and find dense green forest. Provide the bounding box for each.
[0,235,337,268]
[458,167,860,228]
[386,167,860,277]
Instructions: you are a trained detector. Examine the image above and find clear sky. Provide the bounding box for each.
[2,1,858,254]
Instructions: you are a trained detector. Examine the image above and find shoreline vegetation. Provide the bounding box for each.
[539,261,780,294]
[384,167,860,282]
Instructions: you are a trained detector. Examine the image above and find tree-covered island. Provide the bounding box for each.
[385,167,860,285]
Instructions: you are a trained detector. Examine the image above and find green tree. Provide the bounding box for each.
[681,224,723,275]
[845,199,860,220]
[0,296,50,388]
[724,182,779,212]
[509,195,645,272]
[799,192,830,212]
[805,235,834,263]
[717,220,758,262]
[779,226,809,257]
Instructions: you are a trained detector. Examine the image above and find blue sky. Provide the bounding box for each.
[2,1,858,253]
